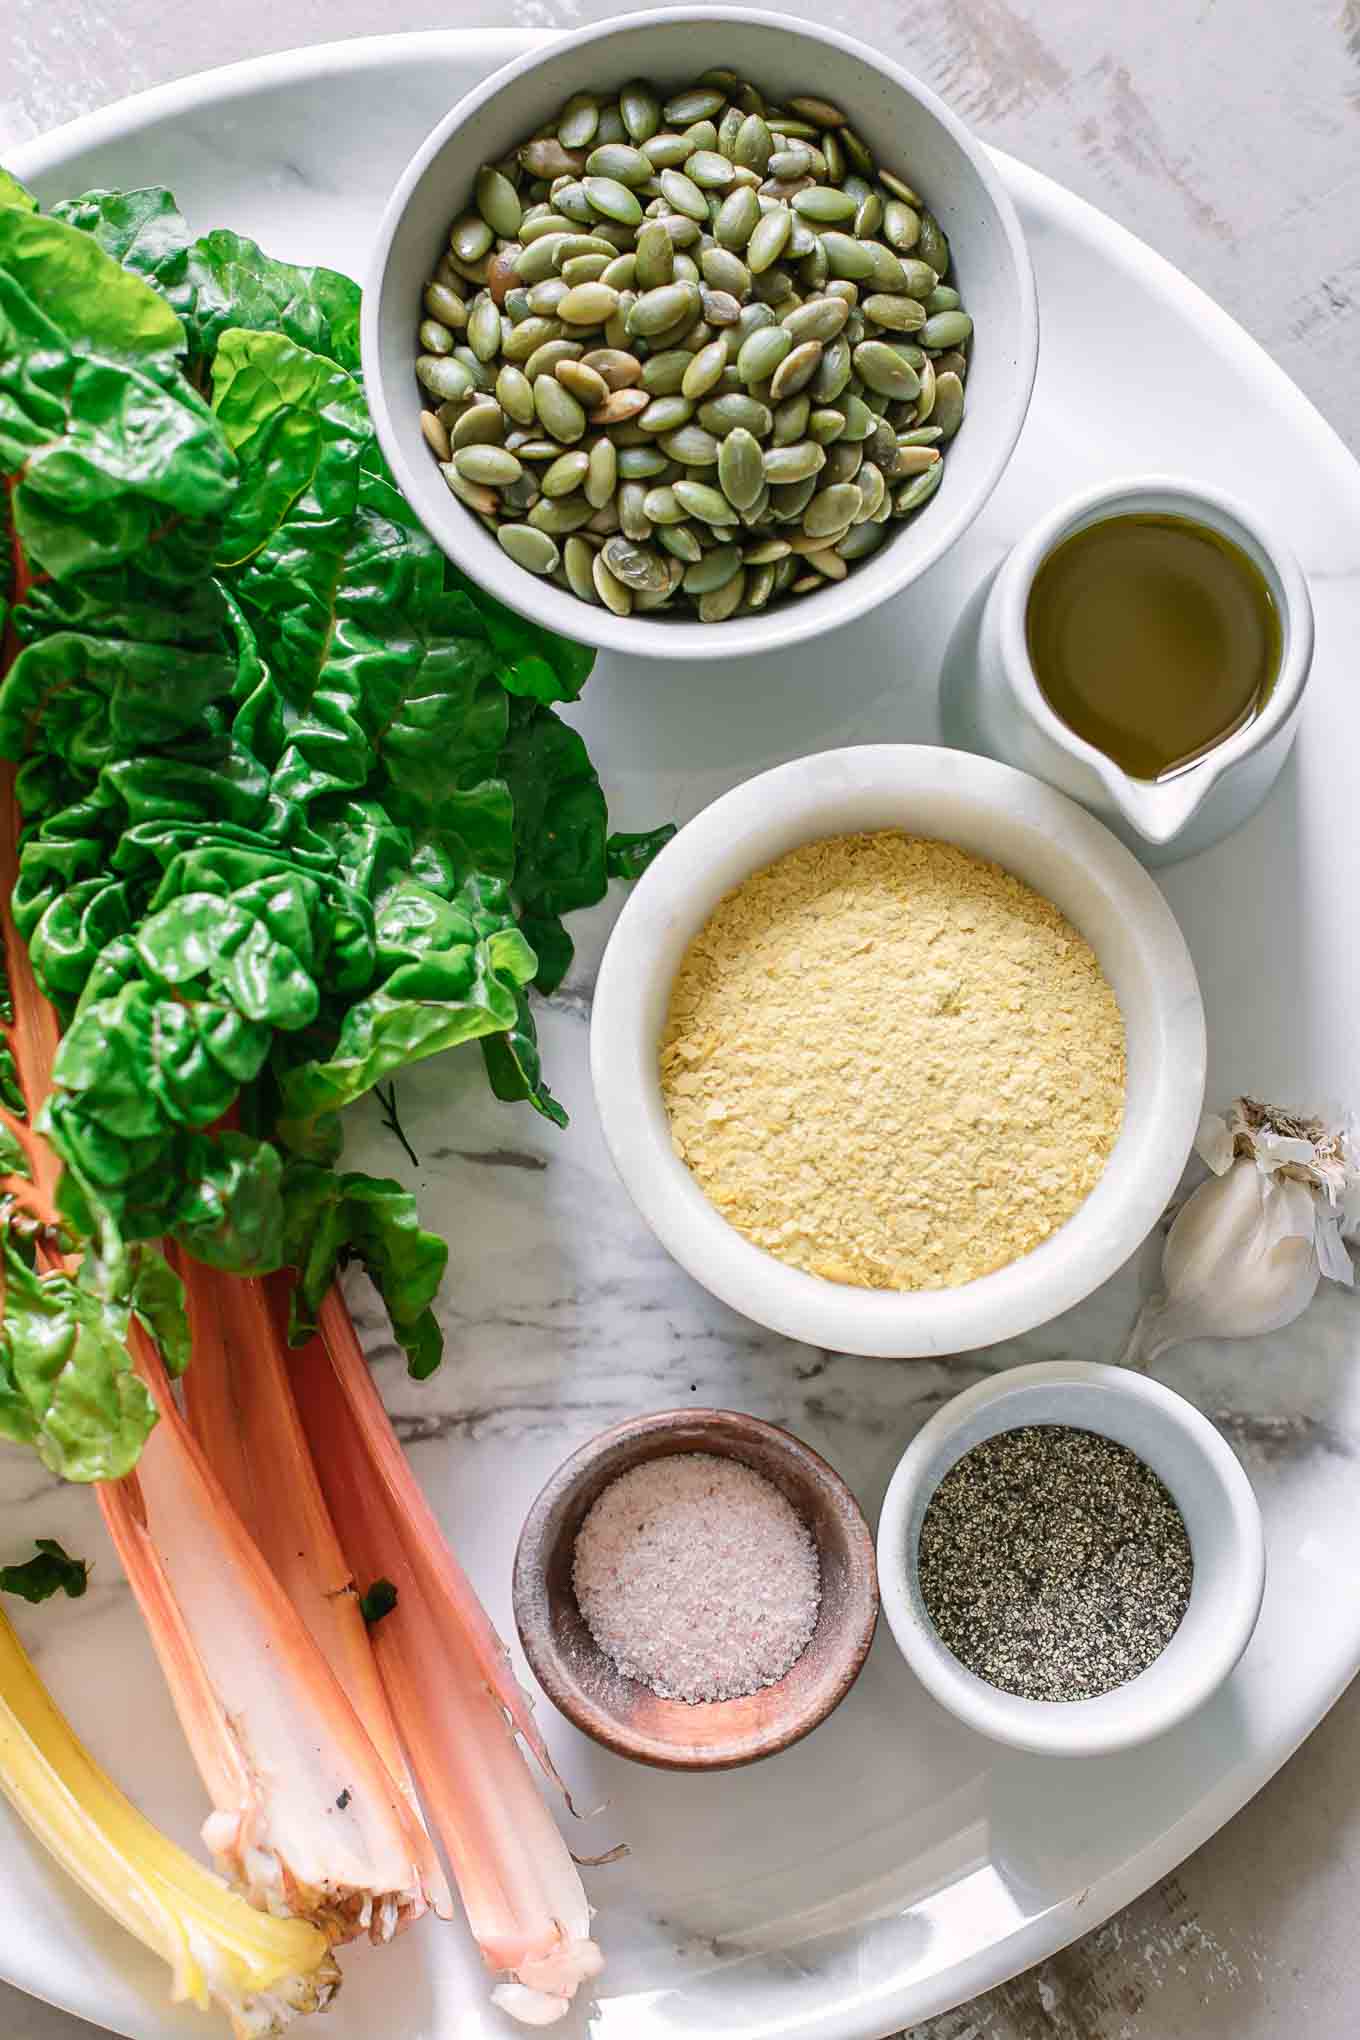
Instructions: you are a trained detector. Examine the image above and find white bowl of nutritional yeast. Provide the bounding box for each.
[589,744,1206,1358]
[876,1361,1266,1755]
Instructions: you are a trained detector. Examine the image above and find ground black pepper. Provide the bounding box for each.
[917,1424,1193,1702]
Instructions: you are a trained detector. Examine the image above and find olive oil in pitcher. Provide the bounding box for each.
[1025,512,1281,781]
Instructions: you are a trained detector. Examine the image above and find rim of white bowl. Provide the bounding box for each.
[875,1361,1268,1755]
[589,745,1206,1357]
[360,6,1039,662]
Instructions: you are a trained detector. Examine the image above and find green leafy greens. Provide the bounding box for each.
[0,172,672,1455]
[0,1536,88,1602]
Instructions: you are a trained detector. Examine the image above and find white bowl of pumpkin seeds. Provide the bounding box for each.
[363,8,1038,658]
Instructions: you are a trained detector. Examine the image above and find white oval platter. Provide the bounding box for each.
[5,29,1360,2040]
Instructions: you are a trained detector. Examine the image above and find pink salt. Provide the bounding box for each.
[571,1451,821,1704]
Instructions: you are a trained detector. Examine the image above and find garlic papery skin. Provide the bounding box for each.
[1122,1097,1357,1371]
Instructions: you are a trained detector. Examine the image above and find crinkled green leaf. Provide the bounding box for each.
[481,989,568,1129]
[0,1121,30,1178]
[607,825,678,881]
[52,189,361,370]
[0,170,37,214]
[0,1227,158,1480]
[0,1538,89,1603]
[0,207,185,368]
[281,1162,447,1379]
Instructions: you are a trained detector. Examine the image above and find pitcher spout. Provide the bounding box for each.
[1107,769,1210,846]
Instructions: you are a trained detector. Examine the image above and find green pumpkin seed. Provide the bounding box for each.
[699,568,746,621]
[742,537,791,564]
[769,475,819,521]
[894,461,944,515]
[925,285,959,316]
[917,211,949,277]
[615,445,670,479]
[700,287,743,328]
[854,340,921,399]
[555,358,609,409]
[419,318,455,356]
[466,296,502,360]
[686,150,736,190]
[771,393,811,446]
[602,535,670,592]
[809,405,847,444]
[529,492,595,534]
[695,394,768,438]
[451,213,494,262]
[791,184,857,224]
[736,324,793,386]
[441,464,498,514]
[665,86,726,124]
[424,282,469,330]
[475,166,522,240]
[682,339,729,400]
[557,281,620,326]
[672,479,737,525]
[417,354,475,400]
[501,316,557,363]
[717,426,765,509]
[583,176,643,226]
[557,92,600,150]
[634,220,675,290]
[618,78,661,143]
[497,524,560,575]
[541,448,591,497]
[513,234,568,285]
[510,438,564,461]
[854,191,884,239]
[933,371,965,439]
[893,446,941,476]
[762,441,826,484]
[782,296,850,345]
[921,309,973,349]
[840,393,877,441]
[638,394,693,434]
[525,338,581,381]
[852,462,886,522]
[585,142,649,186]
[701,246,750,295]
[659,523,704,562]
[639,348,691,395]
[881,197,921,251]
[420,409,453,460]
[642,131,697,170]
[533,374,587,442]
[714,185,762,249]
[864,293,926,333]
[496,363,536,424]
[582,347,643,389]
[768,146,814,181]
[450,400,506,450]
[659,168,709,221]
[744,562,777,609]
[768,339,822,400]
[584,436,618,506]
[734,113,772,173]
[659,424,720,466]
[590,551,632,614]
[639,485,684,524]
[818,230,876,281]
[742,206,791,275]
[553,182,596,224]
[453,442,521,488]
[617,483,653,540]
[683,543,742,594]
[628,282,700,337]
[563,534,600,601]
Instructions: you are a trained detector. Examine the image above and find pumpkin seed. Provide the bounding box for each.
[475,167,522,240]
[698,392,774,436]
[659,523,704,562]
[497,523,560,575]
[736,322,792,383]
[792,184,857,224]
[555,358,609,409]
[584,176,644,226]
[863,293,926,333]
[933,371,965,439]
[424,281,469,329]
[771,393,811,446]
[533,375,587,442]
[700,287,743,328]
[782,295,850,344]
[809,405,847,444]
[620,79,662,143]
[687,150,736,190]
[893,445,942,476]
[665,86,726,124]
[529,492,595,534]
[582,346,644,389]
[541,449,591,497]
[417,355,475,400]
[769,339,822,400]
[563,534,600,600]
[734,113,773,172]
[628,282,700,337]
[583,436,618,507]
[420,410,453,460]
[683,543,742,595]
[591,387,650,425]
[450,400,506,450]
[699,568,747,621]
[495,364,537,424]
[853,340,920,399]
[762,441,826,484]
[419,318,454,356]
[717,427,766,509]
[819,230,876,281]
[894,461,944,514]
[714,185,762,249]
[659,424,720,465]
[917,211,949,276]
[592,551,633,614]
[682,339,729,400]
[602,535,670,592]
[440,465,498,514]
[672,479,737,525]
[586,142,650,186]
[558,93,600,150]
[525,337,581,381]
[921,309,973,349]
[451,213,494,263]
[638,394,694,435]
[557,281,620,326]
[617,483,652,540]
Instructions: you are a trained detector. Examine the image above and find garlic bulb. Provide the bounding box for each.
[1121,1097,1358,1369]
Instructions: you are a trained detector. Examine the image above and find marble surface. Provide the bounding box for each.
[2,7,1360,2040]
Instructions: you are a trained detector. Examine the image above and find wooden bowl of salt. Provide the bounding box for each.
[512,1408,879,1771]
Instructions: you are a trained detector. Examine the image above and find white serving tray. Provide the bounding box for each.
[6,31,1360,2040]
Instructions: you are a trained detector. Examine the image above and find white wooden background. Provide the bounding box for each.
[2,2,1358,2036]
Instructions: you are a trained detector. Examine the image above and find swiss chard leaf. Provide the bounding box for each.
[281,1162,447,1379]
[0,1537,89,1602]
[0,170,37,214]
[0,1225,159,1480]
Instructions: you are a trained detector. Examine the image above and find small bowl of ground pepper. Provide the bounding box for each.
[876,1360,1266,1756]
[513,1408,878,1769]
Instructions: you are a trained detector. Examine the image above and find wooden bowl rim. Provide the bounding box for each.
[513,1408,880,1771]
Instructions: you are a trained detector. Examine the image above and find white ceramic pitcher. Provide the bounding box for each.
[941,476,1314,865]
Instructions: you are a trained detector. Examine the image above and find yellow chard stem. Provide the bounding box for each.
[0,1605,336,2039]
